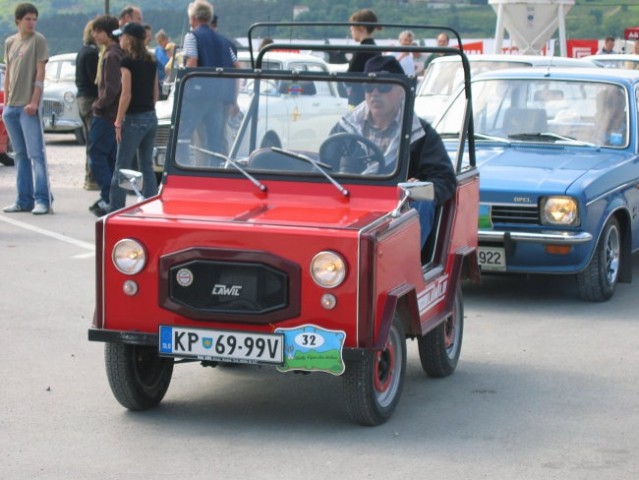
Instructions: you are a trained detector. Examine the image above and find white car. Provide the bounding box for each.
[415,54,596,123]
[153,51,347,175]
[43,53,84,144]
[583,54,639,70]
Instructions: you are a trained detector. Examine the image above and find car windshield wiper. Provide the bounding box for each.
[190,145,267,192]
[271,147,349,197]
[508,132,595,147]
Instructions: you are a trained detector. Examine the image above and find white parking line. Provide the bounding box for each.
[0,215,95,252]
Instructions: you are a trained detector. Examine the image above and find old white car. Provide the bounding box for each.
[153,51,347,176]
[583,54,639,70]
[415,54,595,122]
[43,53,84,144]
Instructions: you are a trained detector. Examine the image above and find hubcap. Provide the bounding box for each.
[605,226,620,285]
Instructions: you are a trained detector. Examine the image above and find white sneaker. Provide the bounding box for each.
[32,203,52,215]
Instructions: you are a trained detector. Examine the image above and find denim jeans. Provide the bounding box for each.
[109,110,158,212]
[412,200,436,248]
[2,106,51,208]
[88,115,117,204]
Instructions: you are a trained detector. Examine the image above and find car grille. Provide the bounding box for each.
[155,124,170,149]
[160,248,301,323]
[42,100,64,117]
[491,205,539,225]
[169,260,288,314]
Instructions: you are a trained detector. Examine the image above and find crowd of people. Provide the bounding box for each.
[0,1,237,217]
[3,1,635,230]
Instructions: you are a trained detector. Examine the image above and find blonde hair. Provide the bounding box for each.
[82,19,96,45]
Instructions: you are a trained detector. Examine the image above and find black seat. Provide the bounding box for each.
[247,149,313,172]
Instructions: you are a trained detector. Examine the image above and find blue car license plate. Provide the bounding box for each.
[159,326,284,365]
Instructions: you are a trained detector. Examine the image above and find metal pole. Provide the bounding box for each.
[105,0,109,15]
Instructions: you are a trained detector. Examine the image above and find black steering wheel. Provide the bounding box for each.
[319,133,385,174]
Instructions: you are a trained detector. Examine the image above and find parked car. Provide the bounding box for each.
[435,66,639,301]
[0,63,13,166]
[415,54,596,122]
[153,51,345,177]
[90,32,480,425]
[43,53,84,144]
[583,54,639,70]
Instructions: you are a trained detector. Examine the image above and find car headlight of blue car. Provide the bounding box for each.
[540,196,579,227]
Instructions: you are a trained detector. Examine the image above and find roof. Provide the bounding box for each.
[472,66,639,84]
[430,53,595,67]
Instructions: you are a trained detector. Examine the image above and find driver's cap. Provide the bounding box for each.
[364,55,405,75]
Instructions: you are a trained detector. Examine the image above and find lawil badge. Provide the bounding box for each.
[211,284,243,296]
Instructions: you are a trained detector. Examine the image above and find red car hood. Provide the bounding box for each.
[115,177,400,230]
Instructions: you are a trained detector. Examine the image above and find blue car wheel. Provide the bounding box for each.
[577,217,620,302]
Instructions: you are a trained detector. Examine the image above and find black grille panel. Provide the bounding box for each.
[160,248,301,324]
[170,260,287,314]
[491,205,539,225]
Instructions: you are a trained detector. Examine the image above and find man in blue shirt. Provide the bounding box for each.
[179,0,236,161]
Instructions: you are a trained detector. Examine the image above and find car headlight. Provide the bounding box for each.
[63,91,75,104]
[541,196,579,226]
[112,239,147,275]
[310,251,346,288]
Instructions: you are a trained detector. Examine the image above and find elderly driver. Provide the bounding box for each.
[331,55,456,248]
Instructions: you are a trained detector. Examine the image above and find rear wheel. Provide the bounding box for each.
[577,217,620,302]
[104,343,174,410]
[343,314,406,426]
[418,287,463,377]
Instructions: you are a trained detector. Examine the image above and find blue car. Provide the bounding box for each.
[436,67,639,301]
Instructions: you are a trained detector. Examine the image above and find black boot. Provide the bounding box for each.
[0,153,14,166]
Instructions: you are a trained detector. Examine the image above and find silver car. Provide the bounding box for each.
[43,53,85,144]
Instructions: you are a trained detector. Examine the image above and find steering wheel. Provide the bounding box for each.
[319,133,385,174]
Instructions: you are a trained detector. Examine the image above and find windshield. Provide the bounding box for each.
[436,78,628,148]
[45,59,76,82]
[417,59,531,99]
[173,74,410,178]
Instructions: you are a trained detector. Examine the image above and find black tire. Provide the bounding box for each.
[577,217,620,302]
[104,343,174,411]
[418,287,463,378]
[343,314,406,426]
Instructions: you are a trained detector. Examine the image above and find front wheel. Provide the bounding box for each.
[577,217,620,302]
[104,343,174,410]
[343,314,406,426]
[418,287,464,377]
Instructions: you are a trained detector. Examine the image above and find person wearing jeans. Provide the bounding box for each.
[108,22,158,212]
[88,15,123,217]
[108,110,157,210]
[2,3,52,215]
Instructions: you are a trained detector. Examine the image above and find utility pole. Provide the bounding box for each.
[105,0,110,14]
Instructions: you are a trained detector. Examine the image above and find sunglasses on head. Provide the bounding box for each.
[364,84,394,94]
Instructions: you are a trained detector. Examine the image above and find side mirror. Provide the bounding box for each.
[397,181,435,202]
[391,181,435,217]
[117,169,145,202]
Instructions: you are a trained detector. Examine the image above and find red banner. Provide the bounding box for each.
[567,39,598,58]
[625,27,639,40]
[462,41,484,55]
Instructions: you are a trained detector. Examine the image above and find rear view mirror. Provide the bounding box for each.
[398,181,435,201]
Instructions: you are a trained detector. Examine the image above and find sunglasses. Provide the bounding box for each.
[364,84,394,94]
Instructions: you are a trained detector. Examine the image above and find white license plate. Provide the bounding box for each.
[159,326,284,365]
[478,246,506,271]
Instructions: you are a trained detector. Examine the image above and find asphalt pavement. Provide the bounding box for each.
[1,134,638,479]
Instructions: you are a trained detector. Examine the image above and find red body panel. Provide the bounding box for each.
[97,172,478,351]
